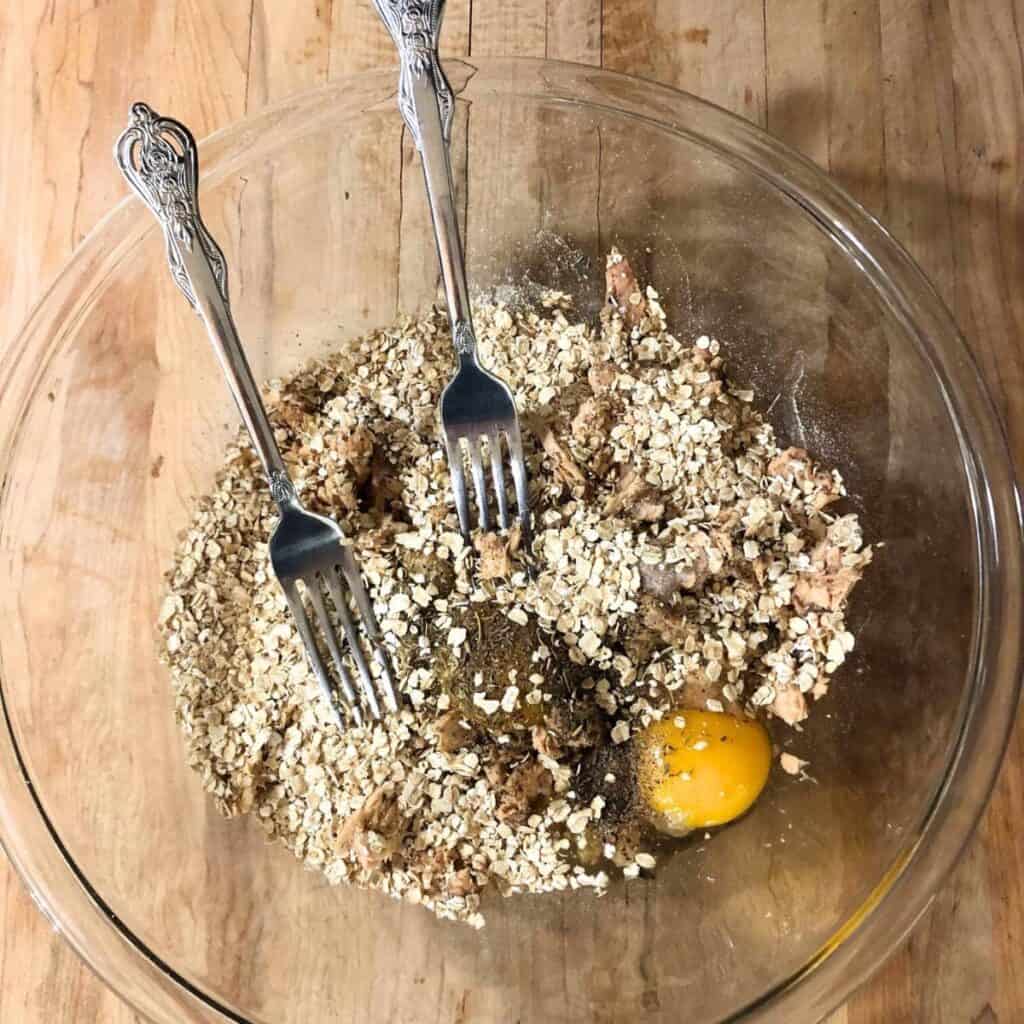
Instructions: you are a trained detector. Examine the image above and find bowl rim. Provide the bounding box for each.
[0,56,1021,1024]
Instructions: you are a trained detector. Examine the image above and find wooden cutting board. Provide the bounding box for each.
[0,2,1020,1021]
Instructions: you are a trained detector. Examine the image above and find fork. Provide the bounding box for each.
[115,102,398,730]
[372,0,532,544]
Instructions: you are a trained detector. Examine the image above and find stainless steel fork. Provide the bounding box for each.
[372,0,532,544]
[115,102,397,730]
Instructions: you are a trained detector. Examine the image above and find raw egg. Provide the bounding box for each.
[635,710,772,834]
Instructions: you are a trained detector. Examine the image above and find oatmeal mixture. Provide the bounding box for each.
[159,252,871,927]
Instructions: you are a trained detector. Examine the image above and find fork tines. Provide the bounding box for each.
[281,558,398,731]
[445,425,531,542]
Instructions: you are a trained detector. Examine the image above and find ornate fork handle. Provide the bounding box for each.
[115,103,229,310]
[373,0,455,148]
[115,103,293,500]
[372,0,478,362]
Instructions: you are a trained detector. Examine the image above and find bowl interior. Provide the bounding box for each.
[0,63,987,1023]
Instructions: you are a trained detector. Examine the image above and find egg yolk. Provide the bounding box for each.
[635,710,772,834]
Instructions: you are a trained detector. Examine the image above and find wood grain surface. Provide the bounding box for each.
[0,1,1021,1021]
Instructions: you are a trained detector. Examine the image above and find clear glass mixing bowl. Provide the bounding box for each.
[0,59,1020,1024]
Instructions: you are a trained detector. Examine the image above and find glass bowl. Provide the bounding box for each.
[0,59,1020,1024]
